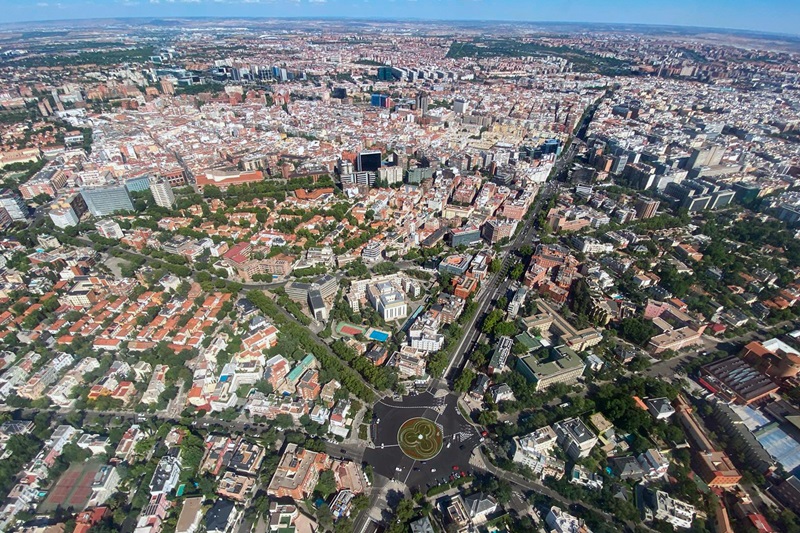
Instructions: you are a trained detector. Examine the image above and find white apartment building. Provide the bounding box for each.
[149,177,175,208]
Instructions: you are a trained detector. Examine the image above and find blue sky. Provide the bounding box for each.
[3,0,799,35]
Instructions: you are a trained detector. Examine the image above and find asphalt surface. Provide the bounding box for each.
[443,180,561,383]
[363,388,480,492]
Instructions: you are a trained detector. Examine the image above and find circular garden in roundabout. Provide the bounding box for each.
[397,417,444,460]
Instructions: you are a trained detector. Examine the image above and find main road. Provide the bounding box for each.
[442,178,564,383]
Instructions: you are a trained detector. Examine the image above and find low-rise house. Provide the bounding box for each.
[609,456,645,481]
[115,425,145,463]
[217,472,255,502]
[646,397,676,420]
[267,444,332,500]
[638,449,670,481]
[638,487,695,530]
[570,464,603,491]
[463,492,498,523]
[200,435,236,476]
[229,441,264,476]
[175,497,204,533]
[150,452,181,496]
[205,500,239,533]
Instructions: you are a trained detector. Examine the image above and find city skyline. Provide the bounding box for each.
[2,0,800,36]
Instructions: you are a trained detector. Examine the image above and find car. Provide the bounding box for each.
[431,468,437,473]
[395,467,403,472]
[481,430,489,437]
[452,465,460,471]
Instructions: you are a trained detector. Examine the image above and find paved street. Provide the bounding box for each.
[364,388,480,491]
[443,180,560,383]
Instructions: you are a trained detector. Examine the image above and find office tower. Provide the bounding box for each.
[81,184,134,217]
[67,192,88,219]
[0,189,28,221]
[635,197,660,219]
[370,94,391,108]
[453,98,469,114]
[416,91,429,114]
[709,190,735,209]
[149,177,175,208]
[377,67,394,81]
[357,151,382,173]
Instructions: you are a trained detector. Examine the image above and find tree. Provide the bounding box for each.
[315,470,337,499]
[618,317,658,347]
[493,321,517,338]
[274,414,294,429]
[395,498,416,523]
[482,309,505,334]
[477,410,497,426]
[453,369,475,393]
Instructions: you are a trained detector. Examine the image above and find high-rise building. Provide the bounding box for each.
[376,67,395,81]
[416,91,429,114]
[149,177,175,208]
[453,98,469,114]
[81,185,134,217]
[0,207,11,229]
[624,163,656,190]
[125,175,151,193]
[635,197,660,219]
[376,166,403,186]
[357,151,382,173]
[48,201,79,228]
[0,189,28,221]
[370,94,391,108]
[48,192,86,228]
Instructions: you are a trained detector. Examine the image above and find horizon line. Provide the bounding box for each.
[1,16,799,40]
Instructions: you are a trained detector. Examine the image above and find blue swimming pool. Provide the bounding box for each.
[369,330,389,342]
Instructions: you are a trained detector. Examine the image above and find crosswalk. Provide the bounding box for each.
[452,429,473,443]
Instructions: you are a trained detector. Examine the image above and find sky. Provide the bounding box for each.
[2,0,800,35]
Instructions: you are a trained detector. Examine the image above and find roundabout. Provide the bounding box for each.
[397,417,443,460]
[364,388,481,490]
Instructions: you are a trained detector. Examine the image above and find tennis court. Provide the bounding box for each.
[335,322,366,337]
[39,462,101,513]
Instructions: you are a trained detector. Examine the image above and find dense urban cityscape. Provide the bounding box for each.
[0,10,800,533]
